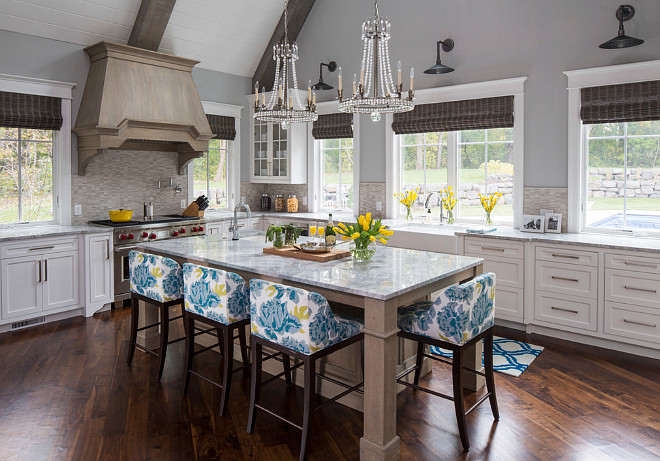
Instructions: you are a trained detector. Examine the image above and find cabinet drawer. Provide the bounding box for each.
[494,287,523,322]
[464,238,523,259]
[535,261,597,298]
[535,291,597,331]
[605,269,660,309]
[465,253,523,288]
[605,302,660,344]
[1,237,79,259]
[605,253,660,275]
[536,246,598,266]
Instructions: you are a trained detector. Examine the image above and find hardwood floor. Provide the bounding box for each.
[1,308,659,461]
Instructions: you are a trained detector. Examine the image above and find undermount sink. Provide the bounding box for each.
[387,223,461,254]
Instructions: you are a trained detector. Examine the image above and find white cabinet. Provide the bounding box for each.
[1,255,42,319]
[206,222,226,236]
[43,251,79,311]
[85,233,114,316]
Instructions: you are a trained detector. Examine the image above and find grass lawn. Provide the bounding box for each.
[588,197,660,211]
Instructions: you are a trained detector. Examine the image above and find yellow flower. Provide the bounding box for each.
[338,222,346,230]
[381,229,394,236]
[333,227,341,234]
[379,238,387,244]
[365,212,371,224]
[363,222,369,231]
[358,215,365,226]
[369,235,376,242]
[350,232,360,240]
[342,235,349,240]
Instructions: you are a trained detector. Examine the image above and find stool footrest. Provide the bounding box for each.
[421,352,486,377]
[254,404,303,431]
[465,392,493,416]
[315,380,364,411]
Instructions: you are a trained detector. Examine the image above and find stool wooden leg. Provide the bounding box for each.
[413,341,425,385]
[283,354,292,386]
[157,303,169,381]
[247,340,262,434]
[127,295,139,366]
[216,328,225,358]
[300,356,316,461]
[183,315,194,394]
[219,324,234,417]
[238,326,250,366]
[452,346,469,451]
[484,331,500,420]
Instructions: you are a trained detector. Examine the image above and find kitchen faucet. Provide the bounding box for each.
[231,202,251,240]
[424,191,444,224]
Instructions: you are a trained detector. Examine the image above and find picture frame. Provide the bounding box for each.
[544,213,562,233]
[539,209,553,217]
[520,214,545,233]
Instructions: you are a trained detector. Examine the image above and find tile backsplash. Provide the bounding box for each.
[523,187,568,232]
[359,183,387,219]
[240,182,309,212]
[71,150,188,225]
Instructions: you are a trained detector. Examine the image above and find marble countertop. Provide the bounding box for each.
[201,211,356,223]
[0,224,111,243]
[136,234,483,301]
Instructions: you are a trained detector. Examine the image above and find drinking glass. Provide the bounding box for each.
[317,225,325,243]
[309,222,317,242]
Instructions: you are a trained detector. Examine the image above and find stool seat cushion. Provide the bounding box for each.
[250,279,363,355]
[398,272,495,345]
[182,263,249,325]
[129,251,182,302]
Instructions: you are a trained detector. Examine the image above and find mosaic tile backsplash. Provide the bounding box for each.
[523,187,568,233]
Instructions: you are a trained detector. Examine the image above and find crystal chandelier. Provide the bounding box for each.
[338,0,414,122]
[253,0,317,130]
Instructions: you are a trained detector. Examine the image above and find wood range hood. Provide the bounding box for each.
[73,41,213,175]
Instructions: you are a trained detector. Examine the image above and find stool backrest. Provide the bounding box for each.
[249,279,348,354]
[129,250,182,302]
[182,263,249,324]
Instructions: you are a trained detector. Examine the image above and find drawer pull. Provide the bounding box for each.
[481,246,505,252]
[551,276,580,283]
[29,245,55,251]
[551,306,579,314]
[38,260,42,283]
[623,319,657,328]
[623,261,657,269]
[623,286,657,294]
[551,253,580,260]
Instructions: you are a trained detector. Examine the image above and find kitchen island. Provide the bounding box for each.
[136,234,483,461]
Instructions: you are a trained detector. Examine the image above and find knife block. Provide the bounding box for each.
[182,202,205,217]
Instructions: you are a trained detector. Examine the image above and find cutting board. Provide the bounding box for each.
[263,245,350,262]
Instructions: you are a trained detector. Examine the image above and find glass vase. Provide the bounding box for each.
[447,209,455,224]
[284,228,297,246]
[273,231,284,249]
[484,211,494,228]
[350,239,376,262]
[405,207,413,222]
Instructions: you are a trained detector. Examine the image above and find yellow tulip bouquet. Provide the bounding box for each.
[394,187,419,222]
[333,213,394,262]
[440,186,457,224]
[479,192,503,227]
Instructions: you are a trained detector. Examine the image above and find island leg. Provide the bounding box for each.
[360,298,400,461]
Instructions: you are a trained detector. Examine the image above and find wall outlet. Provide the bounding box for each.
[74,204,82,215]
[302,196,308,206]
[376,201,382,211]
[181,199,187,209]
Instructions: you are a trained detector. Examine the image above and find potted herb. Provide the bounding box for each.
[282,224,302,246]
[265,225,284,249]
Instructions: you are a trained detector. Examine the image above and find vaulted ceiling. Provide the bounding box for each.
[0,0,285,77]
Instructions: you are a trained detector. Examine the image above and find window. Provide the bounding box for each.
[584,120,660,232]
[192,139,230,210]
[320,137,354,211]
[0,127,55,224]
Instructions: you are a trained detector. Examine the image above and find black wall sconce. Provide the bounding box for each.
[312,61,337,90]
[424,39,454,74]
[599,5,644,49]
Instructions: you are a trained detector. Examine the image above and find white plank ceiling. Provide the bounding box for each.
[0,0,284,77]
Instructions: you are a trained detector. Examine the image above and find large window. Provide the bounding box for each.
[192,139,230,210]
[584,120,660,232]
[0,127,54,224]
[320,137,354,211]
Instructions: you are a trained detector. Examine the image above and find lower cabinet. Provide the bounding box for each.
[85,233,114,316]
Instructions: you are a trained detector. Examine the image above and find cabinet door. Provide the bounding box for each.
[253,119,270,178]
[43,251,80,311]
[1,256,42,319]
[207,223,225,236]
[88,235,113,305]
[271,123,288,178]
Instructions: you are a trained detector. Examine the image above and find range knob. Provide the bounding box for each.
[179,228,186,234]
[127,234,134,239]
[149,233,156,239]
[172,231,179,237]
[119,234,127,241]
[141,232,149,238]
[198,226,204,232]
[192,227,198,232]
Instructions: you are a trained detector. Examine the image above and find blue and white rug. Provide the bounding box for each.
[430,337,543,377]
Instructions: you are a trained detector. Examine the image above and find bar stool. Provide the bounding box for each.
[246,279,364,461]
[126,250,184,381]
[397,272,499,451]
[181,263,253,416]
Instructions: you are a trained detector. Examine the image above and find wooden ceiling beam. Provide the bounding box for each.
[127,0,177,51]
[252,0,317,91]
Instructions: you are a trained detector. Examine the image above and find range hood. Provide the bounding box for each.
[74,41,213,175]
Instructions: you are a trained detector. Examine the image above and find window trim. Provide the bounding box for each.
[188,101,242,211]
[308,100,360,216]
[386,77,526,227]
[565,60,660,234]
[0,73,74,226]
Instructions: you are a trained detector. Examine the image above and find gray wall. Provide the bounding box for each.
[294,0,660,187]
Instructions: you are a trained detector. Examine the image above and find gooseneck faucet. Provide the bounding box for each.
[231,202,251,240]
[424,191,444,224]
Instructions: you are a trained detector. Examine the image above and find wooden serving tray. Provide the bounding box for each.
[263,245,350,262]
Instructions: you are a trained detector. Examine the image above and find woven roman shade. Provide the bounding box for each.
[312,113,354,139]
[391,96,514,134]
[580,80,660,124]
[206,114,236,140]
[0,91,62,130]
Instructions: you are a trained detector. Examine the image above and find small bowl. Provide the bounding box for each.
[108,209,133,222]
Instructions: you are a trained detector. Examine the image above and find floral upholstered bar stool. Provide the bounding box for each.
[127,250,185,381]
[247,279,364,461]
[397,272,499,451]
[182,263,252,416]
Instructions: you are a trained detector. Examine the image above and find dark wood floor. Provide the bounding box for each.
[1,308,659,461]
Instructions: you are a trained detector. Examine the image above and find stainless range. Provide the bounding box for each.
[89,215,206,304]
